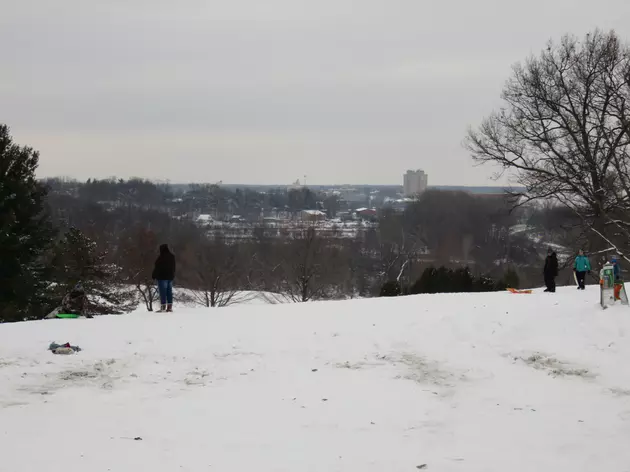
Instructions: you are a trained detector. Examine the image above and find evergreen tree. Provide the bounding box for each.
[502,268,520,289]
[0,125,55,322]
[410,266,506,294]
[380,280,401,297]
[473,275,500,292]
[452,267,474,292]
[51,227,135,315]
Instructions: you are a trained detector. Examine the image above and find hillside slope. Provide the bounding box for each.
[1,287,630,471]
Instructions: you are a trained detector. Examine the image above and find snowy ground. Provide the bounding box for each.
[2,286,630,471]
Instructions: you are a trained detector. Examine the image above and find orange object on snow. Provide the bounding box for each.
[507,288,533,294]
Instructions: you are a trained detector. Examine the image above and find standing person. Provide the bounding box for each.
[573,249,591,290]
[543,248,558,292]
[612,255,623,300]
[62,282,88,316]
[152,244,176,312]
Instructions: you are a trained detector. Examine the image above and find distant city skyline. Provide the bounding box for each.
[41,175,516,188]
[4,1,629,186]
[39,164,490,187]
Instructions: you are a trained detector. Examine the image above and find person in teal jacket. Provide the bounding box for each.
[574,249,591,290]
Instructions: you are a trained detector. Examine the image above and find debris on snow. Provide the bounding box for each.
[48,342,81,354]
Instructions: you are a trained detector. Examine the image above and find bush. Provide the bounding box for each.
[502,268,520,289]
[380,280,402,297]
[474,275,501,292]
[409,266,506,294]
[50,227,136,315]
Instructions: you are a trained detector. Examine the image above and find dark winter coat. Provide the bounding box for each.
[544,253,558,277]
[61,284,87,315]
[152,244,176,281]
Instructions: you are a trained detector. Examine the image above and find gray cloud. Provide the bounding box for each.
[3,0,630,185]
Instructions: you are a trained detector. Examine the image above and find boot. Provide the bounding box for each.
[156,304,166,313]
[166,304,173,313]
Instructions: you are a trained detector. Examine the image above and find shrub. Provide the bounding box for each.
[409,266,506,294]
[380,280,402,297]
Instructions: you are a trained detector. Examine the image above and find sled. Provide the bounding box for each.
[507,288,532,294]
[599,263,628,308]
[55,313,80,319]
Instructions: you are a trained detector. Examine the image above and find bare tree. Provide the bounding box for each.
[117,226,159,311]
[466,30,630,258]
[369,208,428,288]
[277,227,348,302]
[181,239,245,308]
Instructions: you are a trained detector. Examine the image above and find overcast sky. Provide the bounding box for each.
[2,0,629,185]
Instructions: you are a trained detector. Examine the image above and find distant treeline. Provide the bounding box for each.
[2,125,580,322]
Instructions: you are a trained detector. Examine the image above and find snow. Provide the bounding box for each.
[2,286,630,471]
[196,214,214,223]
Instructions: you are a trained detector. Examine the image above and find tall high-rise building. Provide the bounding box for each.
[403,169,428,196]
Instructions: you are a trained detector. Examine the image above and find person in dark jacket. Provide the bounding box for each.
[543,248,558,293]
[61,282,89,317]
[152,244,176,312]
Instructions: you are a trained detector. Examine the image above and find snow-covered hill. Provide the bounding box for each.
[1,287,630,471]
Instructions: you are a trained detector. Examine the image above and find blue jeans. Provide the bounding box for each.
[157,280,173,305]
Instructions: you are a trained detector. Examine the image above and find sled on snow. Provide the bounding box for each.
[45,307,80,319]
[45,306,88,319]
[507,288,532,294]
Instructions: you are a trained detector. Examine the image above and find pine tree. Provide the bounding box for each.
[379,280,402,297]
[51,227,135,315]
[502,268,520,289]
[0,125,55,322]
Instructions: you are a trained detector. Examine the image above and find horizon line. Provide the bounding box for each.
[41,176,519,189]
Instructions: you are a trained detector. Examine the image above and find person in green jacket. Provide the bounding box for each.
[574,249,591,290]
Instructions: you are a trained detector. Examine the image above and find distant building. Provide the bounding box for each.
[355,208,378,221]
[196,214,214,226]
[300,209,326,223]
[403,169,428,197]
[336,211,354,222]
[383,197,413,212]
[338,187,368,204]
[288,179,303,190]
